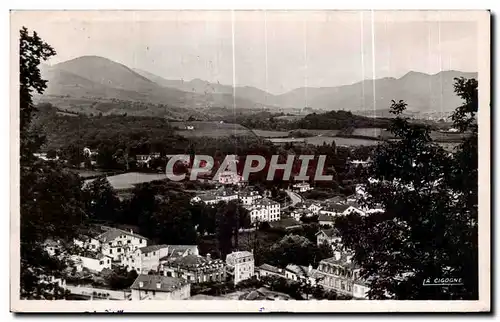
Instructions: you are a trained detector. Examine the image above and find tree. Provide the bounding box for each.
[83,176,121,222]
[20,28,87,299]
[334,78,478,300]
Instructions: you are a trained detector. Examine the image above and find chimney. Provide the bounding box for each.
[130,229,134,235]
[206,253,211,261]
[139,282,144,288]
[156,282,161,289]
[346,255,353,263]
[334,251,341,261]
[308,265,312,273]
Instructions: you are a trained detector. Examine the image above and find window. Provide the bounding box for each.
[153,252,156,256]
[152,291,156,296]
[99,261,104,265]
[117,248,121,253]
[127,240,131,244]
[109,249,113,254]
[145,291,148,295]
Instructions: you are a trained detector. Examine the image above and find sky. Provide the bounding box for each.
[13,11,478,95]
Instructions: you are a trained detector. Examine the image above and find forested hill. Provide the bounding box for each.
[293,110,392,130]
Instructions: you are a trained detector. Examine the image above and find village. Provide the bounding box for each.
[40,150,380,301]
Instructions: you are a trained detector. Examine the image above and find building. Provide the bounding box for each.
[292,182,312,193]
[284,264,318,285]
[136,153,161,167]
[290,208,313,221]
[192,188,239,206]
[257,264,285,279]
[130,274,191,300]
[124,245,199,274]
[70,253,112,273]
[124,245,170,274]
[318,214,336,227]
[319,204,351,216]
[353,279,370,299]
[245,197,281,223]
[238,188,262,206]
[316,229,342,247]
[162,254,226,284]
[96,228,148,262]
[226,251,255,285]
[218,171,242,185]
[314,252,370,298]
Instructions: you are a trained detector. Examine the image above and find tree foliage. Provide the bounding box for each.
[334,77,478,300]
[20,27,87,299]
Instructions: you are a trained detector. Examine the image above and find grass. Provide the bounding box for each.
[173,121,256,138]
[85,172,168,190]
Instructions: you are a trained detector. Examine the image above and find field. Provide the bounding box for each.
[352,127,386,138]
[252,130,290,138]
[85,172,168,190]
[172,121,256,138]
[306,136,380,146]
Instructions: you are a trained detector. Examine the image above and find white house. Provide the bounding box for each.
[239,188,262,206]
[130,274,191,300]
[226,251,255,285]
[353,279,370,299]
[97,228,148,262]
[292,182,312,193]
[124,245,199,274]
[218,171,242,185]
[316,229,342,247]
[245,197,281,223]
[319,203,350,217]
[71,253,112,273]
[284,264,317,286]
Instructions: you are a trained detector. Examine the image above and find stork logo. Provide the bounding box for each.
[165,154,334,182]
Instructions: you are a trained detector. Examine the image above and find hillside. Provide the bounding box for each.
[37,56,267,117]
[37,55,477,117]
[275,70,477,113]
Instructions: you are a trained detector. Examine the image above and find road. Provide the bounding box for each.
[284,190,303,209]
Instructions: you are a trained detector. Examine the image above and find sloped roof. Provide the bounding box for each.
[96,228,146,243]
[130,274,187,292]
[316,228,338,237]
[139,244,169,254]
[258,263,282,274]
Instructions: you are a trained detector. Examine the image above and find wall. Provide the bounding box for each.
[130,283,190,300]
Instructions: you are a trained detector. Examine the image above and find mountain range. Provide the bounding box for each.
[38,55,477,117]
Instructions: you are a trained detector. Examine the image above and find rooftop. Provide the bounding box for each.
[130,274,187,292]
[258,263,283,275]
[139,244,169,254]
[226,251,253,259]
[165,254,221,268]
[96,228,146,243]
[316,228,339,238]
[318,214,336,222]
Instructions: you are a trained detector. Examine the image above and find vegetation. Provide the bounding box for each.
[334,78,478,300]
[20,27,87,299]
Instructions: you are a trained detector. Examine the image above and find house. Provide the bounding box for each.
[130,274,191,300]
[284,264,317,285]
[96,228,148,262]
[238,188,262,206]
[162,254,226,284]
[257,264,285,279]
[70,253,112,273]
[315,251,369,298]
[124,245,170,274]
[308,202,323,214]
[245,197,280,223]
[124,245,199,274]
[319,203,350,216]
[292,182,312,193]
[343,205,366,217]
[136,153,161,167]
[318,214,336,227]
[218,171,242,185]
[186,125,195,130]
[290,208,313,221]
[226,251,255,285]
[316,229,341,247]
